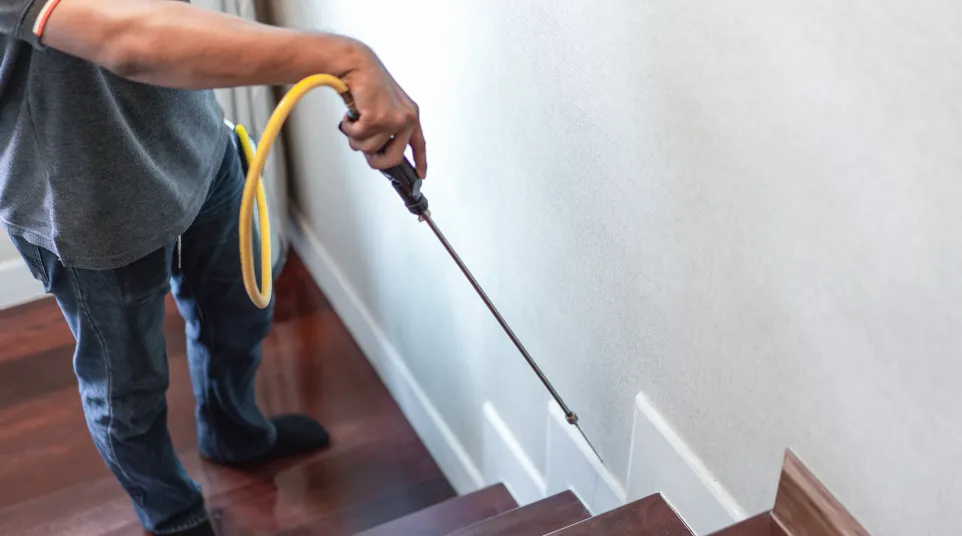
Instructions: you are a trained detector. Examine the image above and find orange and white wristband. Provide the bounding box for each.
[32,0,65,41]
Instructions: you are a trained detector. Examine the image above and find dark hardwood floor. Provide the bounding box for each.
[0,254,455,536]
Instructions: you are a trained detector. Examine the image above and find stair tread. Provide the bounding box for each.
[355,484,518,536]
[709,513,788,536]
[547,493,693,536]
[448,491,590,536]
[268,476,457,536]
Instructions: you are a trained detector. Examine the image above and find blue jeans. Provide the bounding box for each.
[10,141,277,534]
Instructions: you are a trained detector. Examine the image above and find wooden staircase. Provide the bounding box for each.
[306,449,865,536]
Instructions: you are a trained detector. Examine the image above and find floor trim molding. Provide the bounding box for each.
[545,401,627,515]
[288,207,485,495]
[627,392,746,534]
[0,258,45,310]
[481,401,548,506]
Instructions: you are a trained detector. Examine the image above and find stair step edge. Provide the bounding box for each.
[708,512,788,536]
[356,484,517,536]
[547,493,693,536]
[447,490,590,536]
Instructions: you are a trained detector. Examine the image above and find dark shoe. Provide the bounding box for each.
[212,414,330,467]
[160,520,216,536]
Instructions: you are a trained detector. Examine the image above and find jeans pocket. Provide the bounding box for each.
[116,244,174,306]
[9,235,50,287]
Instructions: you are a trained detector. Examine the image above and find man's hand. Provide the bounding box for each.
[338,44,427,178]
[32,0,426,176]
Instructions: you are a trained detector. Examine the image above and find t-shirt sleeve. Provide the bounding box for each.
[1,0,53,49]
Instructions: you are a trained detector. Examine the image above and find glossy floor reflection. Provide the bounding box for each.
[0,254,454,535]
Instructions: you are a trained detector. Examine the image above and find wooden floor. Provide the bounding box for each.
[0,254,454,536]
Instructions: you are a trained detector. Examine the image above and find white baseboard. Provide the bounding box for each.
[0,258,45,310]
[626,392,746,535]
[480,399,629,516]
[288,208,485,495]
[481,402,547,506]
[545,401,626,515]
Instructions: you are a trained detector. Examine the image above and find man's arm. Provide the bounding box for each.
[34,0,425,175]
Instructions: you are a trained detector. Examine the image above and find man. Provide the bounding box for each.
[0,1,427,535]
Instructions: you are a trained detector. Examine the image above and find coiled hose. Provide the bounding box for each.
[235,74,356,309]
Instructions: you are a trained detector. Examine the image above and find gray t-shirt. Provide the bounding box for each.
[1,0,228,269]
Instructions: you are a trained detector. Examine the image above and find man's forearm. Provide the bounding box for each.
[44,0,363,89]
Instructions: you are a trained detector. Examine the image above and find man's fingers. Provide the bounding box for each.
[340,106,412,141]
[339,118,392,154]
[365,126,414,170]
[337,96,424,175]
[409,123,427,178]
[348,132,393,154]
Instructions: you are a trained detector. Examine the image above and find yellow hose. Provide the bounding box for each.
[237,74,353,308]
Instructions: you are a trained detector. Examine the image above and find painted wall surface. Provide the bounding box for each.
[271,2,962,534]
[0,235,17,262]
[0,234,47,310]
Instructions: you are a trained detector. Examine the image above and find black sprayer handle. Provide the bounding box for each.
[381,158,430,216]
[342,99,430,217]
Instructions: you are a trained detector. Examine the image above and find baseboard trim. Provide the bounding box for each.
[288,207,485,495]
[626,392,746,535]
[0,258,45,310]
[480,399,630,516]
[546,401,626,515]
[481,401,547,506]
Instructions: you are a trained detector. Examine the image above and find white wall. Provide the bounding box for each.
[271,2,962,534]
[0,234,45,309]
[0,235,17,261]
